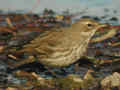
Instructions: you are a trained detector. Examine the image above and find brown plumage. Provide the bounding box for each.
[12,18,107,67]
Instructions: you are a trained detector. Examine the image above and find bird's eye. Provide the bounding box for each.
[87,23,93,27]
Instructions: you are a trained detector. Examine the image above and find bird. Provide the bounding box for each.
[8,18,107,68]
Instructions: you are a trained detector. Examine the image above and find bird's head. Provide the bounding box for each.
[73,18,108,36]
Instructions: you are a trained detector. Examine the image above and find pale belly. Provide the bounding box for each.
[38,42,88,67]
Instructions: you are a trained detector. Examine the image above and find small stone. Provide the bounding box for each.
[84,70,95,80]
[0,46,5,53]
[101,72,120,87]
[31,72,44,81]
[6,87,17,90]
[8,54,17,60]
[67,74,83,83]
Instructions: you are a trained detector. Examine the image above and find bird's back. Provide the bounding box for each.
[22,26,89,67]
[21,18,101,67]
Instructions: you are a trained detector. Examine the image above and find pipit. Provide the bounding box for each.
[9,18,107,68]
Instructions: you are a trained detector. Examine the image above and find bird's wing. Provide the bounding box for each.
[23,28,69,57]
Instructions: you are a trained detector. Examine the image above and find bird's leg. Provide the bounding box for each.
[44,66,58,78]
[74,63,80,73]
[110,60,113,74]
[81,56,100,71]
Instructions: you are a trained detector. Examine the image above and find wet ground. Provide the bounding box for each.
[0,17,120,89]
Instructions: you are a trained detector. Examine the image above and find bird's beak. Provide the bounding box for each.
[100,24,109,28]
[98,24,109,29]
